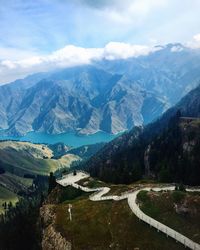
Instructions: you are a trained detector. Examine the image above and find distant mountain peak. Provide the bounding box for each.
[1,48,200,137]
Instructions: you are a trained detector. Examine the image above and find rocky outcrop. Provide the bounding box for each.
[42,225,71,250]
[40,205,71,250]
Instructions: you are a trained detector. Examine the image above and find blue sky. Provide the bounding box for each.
[0,0,200,83]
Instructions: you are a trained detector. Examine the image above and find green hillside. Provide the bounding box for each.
[42,183,185,250]
[0,186,19,214]
[0,141,79,177]
[138,190,200,244]
[0,141,80,214]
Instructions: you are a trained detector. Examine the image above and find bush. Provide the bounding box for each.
[172,191,186,203]
[24,174,35,179]
[59,186,84,202]
[0,167,5,174]
[175,183,186,192]
[137,190,149,203]
[178,183,186,192]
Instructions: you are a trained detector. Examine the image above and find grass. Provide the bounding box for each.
[0,172,33,197]
[105,184,131,196]
[1,172,33,187]
[77,177,132,196]
[77,177,106,188]
[55,197,185,250]
[0,141,54,159]
[0,186,19,214]
[0,141,79,177]
[0,147,54,175]
[138,190,200,244]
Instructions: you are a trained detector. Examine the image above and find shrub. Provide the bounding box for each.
[178,183,186,192]
[0,167,5,174]
[59,186,84,202]
[172,191,186,203]
[137,190,149,203]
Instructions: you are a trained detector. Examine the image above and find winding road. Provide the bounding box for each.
[57,171,200,250]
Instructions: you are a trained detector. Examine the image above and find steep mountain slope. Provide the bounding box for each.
[84,84,200,185]
[0,66,167,136]
[0,72,50,131]
[98,44,200,105]
[1,44,200,136]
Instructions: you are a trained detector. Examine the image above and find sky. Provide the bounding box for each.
[0,0,200,84]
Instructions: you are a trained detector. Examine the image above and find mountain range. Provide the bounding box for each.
[84,84,200,185]
[0,43,200,137]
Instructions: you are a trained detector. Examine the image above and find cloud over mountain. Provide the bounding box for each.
[0,42,157,84]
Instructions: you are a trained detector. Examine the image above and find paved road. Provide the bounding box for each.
[57,171,200,250]
[56,171,89,186]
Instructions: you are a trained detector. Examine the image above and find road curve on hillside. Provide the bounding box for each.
[57,171,200,250]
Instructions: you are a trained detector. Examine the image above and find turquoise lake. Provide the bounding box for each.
[0,131,119,148]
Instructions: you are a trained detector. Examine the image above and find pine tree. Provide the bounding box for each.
[48,172,56,194]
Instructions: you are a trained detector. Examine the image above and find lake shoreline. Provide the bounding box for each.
[0,131,122,148]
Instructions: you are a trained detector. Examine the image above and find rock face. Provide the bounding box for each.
[42,225,71,250]
[1,44,200,136]
[40,205,71,250]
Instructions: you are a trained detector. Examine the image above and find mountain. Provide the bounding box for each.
[84,84,200,185]
[1,44,200,136]
[67,142,105,160]
[97,44,200,104]
[0,66,166,136]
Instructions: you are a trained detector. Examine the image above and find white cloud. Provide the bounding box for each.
[1,34,200,85]
[186,33,200,49]
[103,42,156,59]
[193,34,200,43]
[170,45,183,52]
[0,42,158,84]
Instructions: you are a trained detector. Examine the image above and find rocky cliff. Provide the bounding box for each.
[40,205,71,250]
